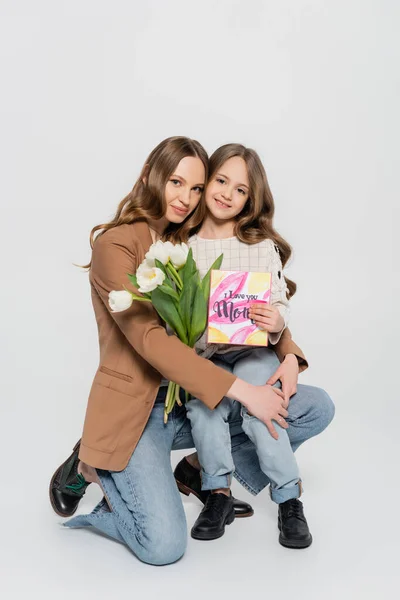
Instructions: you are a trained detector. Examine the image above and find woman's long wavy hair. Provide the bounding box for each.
[189,143,297,298]
[82,136,208,268]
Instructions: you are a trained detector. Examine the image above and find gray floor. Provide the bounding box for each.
[3,400,398,600]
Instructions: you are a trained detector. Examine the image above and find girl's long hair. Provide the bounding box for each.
[82,136,208,268]
[190,143,297,298]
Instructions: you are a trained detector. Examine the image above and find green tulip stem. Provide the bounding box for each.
[167,382,176,413]
[175,384,182,406]
[164,381,177,423]
[130,294,152,302]
[166,262,183,291]
[122,287,152,302]
[164,383,172,423]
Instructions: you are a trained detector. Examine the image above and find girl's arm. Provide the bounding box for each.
[249,242,308,372]
[268,241,290,344]
[90,229,292,436]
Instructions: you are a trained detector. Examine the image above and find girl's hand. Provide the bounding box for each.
[267,353,299,408]
[249,303,285,333]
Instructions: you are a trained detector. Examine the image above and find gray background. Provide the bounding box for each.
[1,0,399,598]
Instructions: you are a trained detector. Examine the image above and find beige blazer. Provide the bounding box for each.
[79,221,308,471]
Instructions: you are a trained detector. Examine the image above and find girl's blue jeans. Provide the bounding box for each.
[186,348,301,503]
[64,370,335,565]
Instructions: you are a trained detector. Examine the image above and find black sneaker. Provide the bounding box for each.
[174,457,254,518]
[278,499,313,549]
[191,493,235,540]
[49,440,90,517]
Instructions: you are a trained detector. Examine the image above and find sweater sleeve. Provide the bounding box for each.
[90,233,236,409]
[268,241,291,345]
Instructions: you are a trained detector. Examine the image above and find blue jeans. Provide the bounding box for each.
[64,382,334,565]
[186,348,301,503]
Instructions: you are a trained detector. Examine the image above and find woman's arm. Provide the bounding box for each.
[91,232,235,410]
[91,230,290,437]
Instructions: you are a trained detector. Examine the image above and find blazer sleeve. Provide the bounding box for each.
[272,327,309,373]
[90,233,236,409]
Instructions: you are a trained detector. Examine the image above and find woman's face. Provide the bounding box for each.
[205,156,250,221]
[164,156,205,223]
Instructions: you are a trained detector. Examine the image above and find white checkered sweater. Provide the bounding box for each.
[189,234,291,359]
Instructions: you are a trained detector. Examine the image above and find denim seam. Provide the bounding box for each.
[97,471,144,542]
[119,468,147,546]
[233,469,259,496]
[288,407,323,427]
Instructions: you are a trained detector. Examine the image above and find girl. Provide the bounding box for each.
[50,137,334,565]
[185,144,326,548]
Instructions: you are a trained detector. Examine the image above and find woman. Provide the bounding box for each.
[50,136,334,565]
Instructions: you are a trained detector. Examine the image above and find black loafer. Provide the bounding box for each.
[191,492,235,540]
[278,499,313,549]
[49,440,90,517]
[174,456,254,518]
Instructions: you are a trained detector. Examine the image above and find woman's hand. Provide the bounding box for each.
[249,303,285,333]
[267,353,299,408]
[228,379,288,440]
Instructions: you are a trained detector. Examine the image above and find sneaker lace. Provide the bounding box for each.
[65,473,87,494]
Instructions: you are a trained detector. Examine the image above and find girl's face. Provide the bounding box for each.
[164,156,205,223]
[205,156,249,221]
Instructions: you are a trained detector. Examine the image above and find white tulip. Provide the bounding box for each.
[145,240,173,267]
[136,262,165,293]
[169,242,189,268]
[108,290,133,313]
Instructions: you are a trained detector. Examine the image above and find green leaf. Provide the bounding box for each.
[151,286,188,344]
[180,248,197,286]
[127,273,138,288]
[179,280,195,337]
[154,259,175,289]
[188,282,208,347]
[201,253,224,302]
[156,284,180,302]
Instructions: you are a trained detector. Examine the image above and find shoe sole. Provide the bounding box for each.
[49,440,83,518]
[278,521,313,549]
[191,509,235,541]
[278,533,313,549]
[176,480,254,519]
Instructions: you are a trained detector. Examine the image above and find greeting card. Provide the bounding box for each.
[207,270,272,346]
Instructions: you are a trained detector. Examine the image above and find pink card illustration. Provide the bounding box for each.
[207,270,272,346]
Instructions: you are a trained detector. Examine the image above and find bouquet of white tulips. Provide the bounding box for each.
[109,240,223,422]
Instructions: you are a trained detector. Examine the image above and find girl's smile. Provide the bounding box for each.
[214,197,232,209]
[205,156,250,222]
